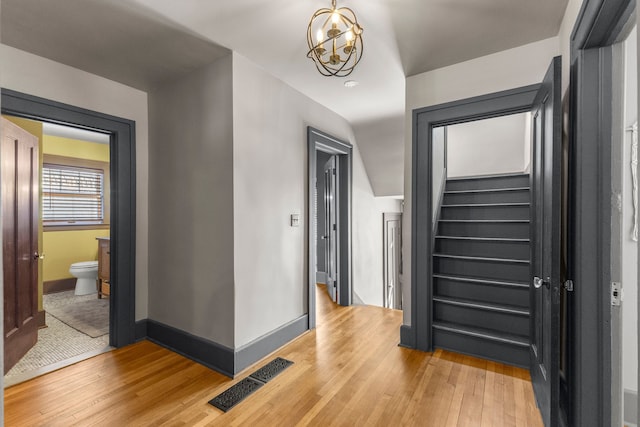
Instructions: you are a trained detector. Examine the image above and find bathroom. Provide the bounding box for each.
[2,115,112,386]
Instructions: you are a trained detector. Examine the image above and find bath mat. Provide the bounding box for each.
[249,357,294,383]
[208,377,264,412]
[46,298,109,338]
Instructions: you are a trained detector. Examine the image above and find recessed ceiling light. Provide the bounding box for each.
[344,80,359,88]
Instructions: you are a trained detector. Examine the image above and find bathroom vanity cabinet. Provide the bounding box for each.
[97,237,110,298]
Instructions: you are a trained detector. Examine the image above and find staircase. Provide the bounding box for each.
[432,173,531,368]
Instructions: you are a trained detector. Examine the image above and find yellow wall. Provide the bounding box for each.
[43,134,109,162]
[43,230,110,280]
[42,135,110,281]
[3,115,45,310]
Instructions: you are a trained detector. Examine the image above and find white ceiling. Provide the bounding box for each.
[0,0,569,196]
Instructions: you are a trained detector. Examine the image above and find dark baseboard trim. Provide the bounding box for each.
[624,389,638,426]
[44,278,76,294]
[145,319,234,378]
[36,309,46,328]
[234,314,308,375]
[135,319,148,341]
[399,324,415,348]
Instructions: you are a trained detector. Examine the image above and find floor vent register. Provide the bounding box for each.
[208,357,294,412]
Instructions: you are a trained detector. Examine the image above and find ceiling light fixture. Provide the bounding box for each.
[306,0,363,77]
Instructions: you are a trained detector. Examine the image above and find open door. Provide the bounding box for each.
[2,117,40,374]
[529,57,562,426]
[324,155,338,303]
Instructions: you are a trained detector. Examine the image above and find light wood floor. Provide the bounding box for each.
[5,286,543,426]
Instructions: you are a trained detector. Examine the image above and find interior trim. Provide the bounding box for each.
[43,278,76,294]
[145,319,235,378]
[307,127,353,329]
[235,314,308,374]
[1,88,137,348]
[408,84,540,352]
[142,315,308,378]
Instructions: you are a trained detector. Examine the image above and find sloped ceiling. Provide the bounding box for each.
[0,0,569,196]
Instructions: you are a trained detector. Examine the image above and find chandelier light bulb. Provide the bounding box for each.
[332,11,340,24]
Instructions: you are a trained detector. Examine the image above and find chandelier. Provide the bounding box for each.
[306,0,364,77]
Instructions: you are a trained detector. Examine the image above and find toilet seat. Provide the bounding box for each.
[71,261,99,270]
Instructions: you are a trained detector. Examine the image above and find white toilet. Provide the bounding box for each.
[69,261,99,296]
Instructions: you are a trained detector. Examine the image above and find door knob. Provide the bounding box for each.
[533,276,549,289]
[33,252,45,260]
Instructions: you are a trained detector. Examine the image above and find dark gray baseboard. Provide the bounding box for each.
[145,319,235,377]
[234,315,308,375]
[136,315,309,378]
[135,319,147,341]
[399,324,415,348]
[625,389,638,426]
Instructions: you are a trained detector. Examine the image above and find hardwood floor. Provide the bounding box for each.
[5,286,543,426]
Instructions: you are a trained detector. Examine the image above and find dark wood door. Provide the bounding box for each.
[2,117,40,374]
[529,57,562,426]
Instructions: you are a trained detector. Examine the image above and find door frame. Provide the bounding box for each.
[568,0,635,425]
[307,127,352,329]
[1,88,137,348]
[402,84,541,351]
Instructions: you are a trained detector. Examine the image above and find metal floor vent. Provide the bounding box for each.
[208,377,264,412]
[249,357,294,383]
[208,357,294,412]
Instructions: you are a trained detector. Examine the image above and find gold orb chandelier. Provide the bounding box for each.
[306,0,364,77]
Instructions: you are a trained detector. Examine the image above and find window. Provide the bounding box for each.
[42,155,110,229]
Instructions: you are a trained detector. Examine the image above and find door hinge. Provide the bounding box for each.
[332,168,336,176]
[563,280,574,292]
[611,282,622,306]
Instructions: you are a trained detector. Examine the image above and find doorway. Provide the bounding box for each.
[307,127,352,329]
[408,57,563,426]
[2,117,114,385]
[1,89,137,384]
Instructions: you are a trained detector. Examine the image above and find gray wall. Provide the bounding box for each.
[148,54,235,348]
[232,53,397,346]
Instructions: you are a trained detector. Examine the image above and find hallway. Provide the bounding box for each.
[4,286,542,426]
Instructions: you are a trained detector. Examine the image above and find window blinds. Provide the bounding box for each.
[42,164,104,224]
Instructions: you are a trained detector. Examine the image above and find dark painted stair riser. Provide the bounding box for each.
[433,299,529,337]
[435,237,529,260]
[433,255,530,283]
[438,221,530,239]
[440,204,530,221]
[443,188,530,205]
[445,174,530,191]
[433,327,529,368]
[433,275,529,308]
